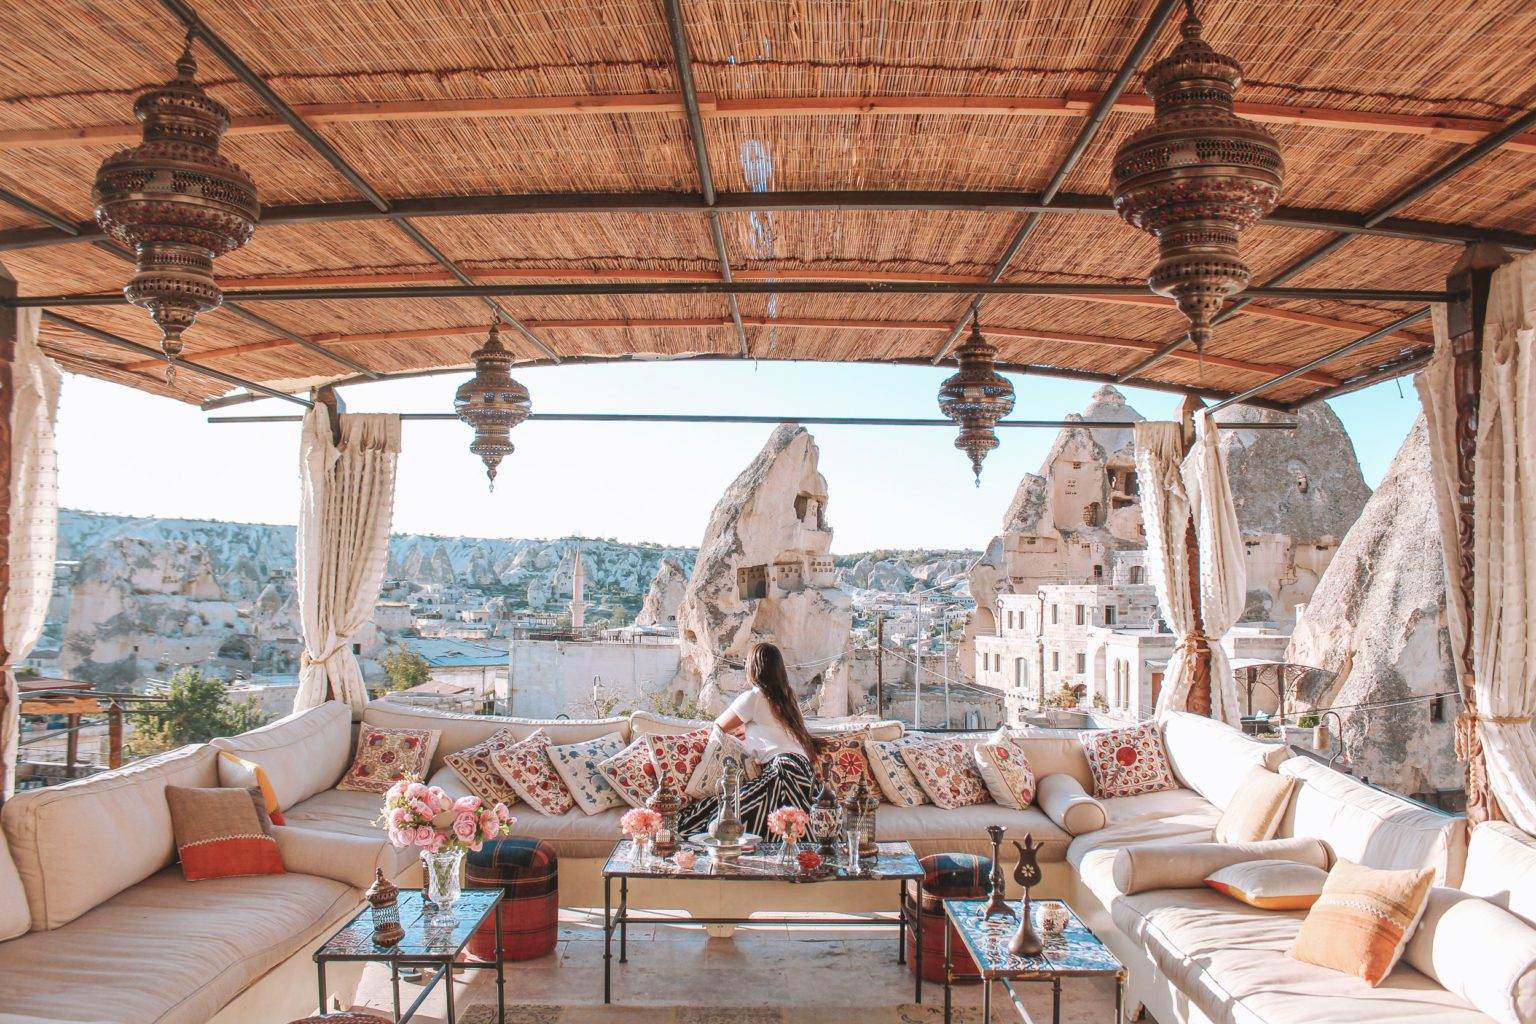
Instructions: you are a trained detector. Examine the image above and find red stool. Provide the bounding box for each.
[465,837,558,961]
[904,852,992,984]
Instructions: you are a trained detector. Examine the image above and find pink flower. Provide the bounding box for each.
[766,806,810,842]
[387,807,409,829]
[388,828,411,848]
[453,796,482,815]
[409,798,432,819]
[494,803,512,822]
[479,811,500,838]
[423,832,447,854]
[405,781,428,800]
[453,812,479,841]
[620,808,662,838]
[414,825,436,847]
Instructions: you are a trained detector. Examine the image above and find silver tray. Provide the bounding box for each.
[688,832,762,857]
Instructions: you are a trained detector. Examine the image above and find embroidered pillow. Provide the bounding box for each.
[686,727,759,801]
[1207,860,1327,911]
[598,738,660,809]
[973,733,1037,809]
[443,729,521,807]
[1289,859,1435,986]
[336,724,441,792]
[547,731,628,815]
[865,735,929,807]
[815,731,876,799]
[644,727,713,800]
[490,729,574,817]
[165,785,284,881]
[1080,722,1178,799]
[900,739,989,809]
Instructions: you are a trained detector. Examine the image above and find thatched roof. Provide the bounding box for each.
[2,0,1534,409]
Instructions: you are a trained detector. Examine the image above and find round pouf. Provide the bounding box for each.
[904,852,992,984]
[465,837,558,961]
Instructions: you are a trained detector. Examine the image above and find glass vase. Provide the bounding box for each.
[779,836,801,864]
[422,848,465,908]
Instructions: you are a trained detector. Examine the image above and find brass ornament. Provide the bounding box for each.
[1110,0,1283,355]
[92,35,259,384]
[937,315,1016,484]
[453,321,531,489]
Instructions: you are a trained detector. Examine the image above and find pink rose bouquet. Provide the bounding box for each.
[620,807,662,840]
[766,806,811,843]
[377,775,514,854]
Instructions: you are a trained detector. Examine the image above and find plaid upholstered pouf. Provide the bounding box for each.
[465,838,559,961]
[904,852,992,984]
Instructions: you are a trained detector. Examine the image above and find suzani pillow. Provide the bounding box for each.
[900,739,989,810]
[547,731,627,815]
[598,738,656,809]
[686,726,759,801]
[490,729,574,817]
[1080,721,1178,799]
[336,724,440,792]
[815,731,876,799]
[865,735,930,807]
[442,729,522,807]
[973,732,1037,809]
[645,726,713,795]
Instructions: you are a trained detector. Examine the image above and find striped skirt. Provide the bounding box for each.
[677,753,818,839]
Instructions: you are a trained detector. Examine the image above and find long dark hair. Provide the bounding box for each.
[749,642,822,758]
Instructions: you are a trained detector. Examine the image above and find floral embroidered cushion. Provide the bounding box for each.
[973,732,1037,809]
[815,732,876,799]
[490,729,574,817]
[336,724,440,793]
[643,726,713,796]
[685,726,759,802]
[900,739,989,809]
[1080,721,1178,799]
[442,729,521,807]
[864,734,930,807]
[598,738,660,809]
[547,731,628,815]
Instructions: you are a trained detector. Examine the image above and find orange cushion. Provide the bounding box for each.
[1206,859,1327,911]
[1289,859,1434,985]
[165,786,284,882]
[216,750,286,825]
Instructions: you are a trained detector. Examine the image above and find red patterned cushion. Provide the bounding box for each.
[599,729,712,808]
[900,740,989,809]
[973,733,1036,809]
[490,729,574,816]
[443,729,521,807]
[597,738,656,809]
[336,725,440,792]
[1081,722,1178,798]
[815,732,876,799]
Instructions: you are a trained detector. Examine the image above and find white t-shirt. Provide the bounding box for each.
[724,688,809,761]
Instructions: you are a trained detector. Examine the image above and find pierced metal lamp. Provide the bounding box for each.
[937,314,1016,484]
[453,321,531,489]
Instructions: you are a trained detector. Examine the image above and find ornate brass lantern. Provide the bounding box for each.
[1110,0,1283,355]
[92,36,259,383]
[453,321,531,489]
[937,315,1015,484]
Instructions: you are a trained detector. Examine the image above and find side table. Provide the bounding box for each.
[314,888,506,1024]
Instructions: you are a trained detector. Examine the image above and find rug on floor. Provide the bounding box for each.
[455,1005,988,1023]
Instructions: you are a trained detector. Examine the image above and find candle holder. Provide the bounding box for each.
[841,775,879,860]
[1008,835,1045,958]
[981,824,1015,921]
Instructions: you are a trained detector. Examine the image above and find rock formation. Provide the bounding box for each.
[671,425,853,711]
[636,557,688,626]
[1285,417,1458,799]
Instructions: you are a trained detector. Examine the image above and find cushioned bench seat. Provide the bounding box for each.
[877,803,1071,861]
[1110,887,1488,1024]
[0,868,357,1024]
[282,788,419,876]
[1068,788,1222,905]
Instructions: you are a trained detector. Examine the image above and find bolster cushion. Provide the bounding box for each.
[1405,886,1536,1024]
[270,825,398,889]
[1037,773,1107,836]
[1112,837,1332,896]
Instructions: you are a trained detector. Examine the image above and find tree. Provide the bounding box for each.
[380,644,431,692]
[127,668,267,757]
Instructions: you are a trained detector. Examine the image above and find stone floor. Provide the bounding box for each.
[350,908,1127,1023]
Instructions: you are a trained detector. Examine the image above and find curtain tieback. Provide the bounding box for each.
[1456,710,1534,758]
[1174,632,1210,658]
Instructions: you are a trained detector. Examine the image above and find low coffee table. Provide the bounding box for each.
[314,887,506,1024]
[601,839,926,1005]
[942,898,1123,1024]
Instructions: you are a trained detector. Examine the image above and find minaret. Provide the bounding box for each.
[569,545,588,629]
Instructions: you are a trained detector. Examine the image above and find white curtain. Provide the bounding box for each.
[2,308,61,797]
[1418,252,1536,832]
[293,406,401,715]
[1137,413,1247,726]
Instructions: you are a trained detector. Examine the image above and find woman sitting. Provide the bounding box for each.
[677,641,822,838]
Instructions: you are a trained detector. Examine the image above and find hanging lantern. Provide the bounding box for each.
[453,321,531,489]
[1110,0,1282,355]
[937,315,1015,485]
[92,35,259,384]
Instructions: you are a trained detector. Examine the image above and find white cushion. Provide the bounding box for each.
[363,699,630,773]
[279,788,417,877]
[1279,756,1466,884]
[1112,837,1329,896]
[1160,711,1289,811]
[1005,728,1096,792]
[546,731,628,814]
[0,837,29,940]
[1405,885,1536,1024]
[1204,859,1328,910]
[212,701,352,809]
[0,743,219,930]
[1462,821,1536,927]
[1036,773,1107,835]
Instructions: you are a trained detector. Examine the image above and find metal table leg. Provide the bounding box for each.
[619,876,629,963]
[391,962,401,1022]
[444,956,456,1023]
[898,881,907,965]
[603,874,612,1004]
[495,903,506,1024]
[1115,970,1124,1024]
[982,978,992,1023]
[943,914,952,1024]
[1051,975,1061,1024]
[315,960,327,1017]
[914,877,924,1004]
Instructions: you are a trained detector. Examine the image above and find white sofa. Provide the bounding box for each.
[0,699,1514,1024]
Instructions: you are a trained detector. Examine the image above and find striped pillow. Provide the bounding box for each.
[1289,859,1435,985]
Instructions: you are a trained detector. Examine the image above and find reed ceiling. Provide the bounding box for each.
[0,0,1533,409]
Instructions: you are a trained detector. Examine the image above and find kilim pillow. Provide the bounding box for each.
[865,734,930,807]
[1289,859,1435,986]
[547,731,628,815]
[686,726,759,802]
[1080,721,1178,799]
[815,731,877,799]
[1206,859,1328,911]
[336,724,440,793]
[165,785,284,881]
[973,732,1037,809]
[443,729,522,808]
[1213,765,1296,844]
[900,739,989,810]
[490,729,574,817]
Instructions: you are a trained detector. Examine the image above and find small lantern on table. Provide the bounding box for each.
[647,769,683,858]
[365,868,404,948]
[840,775,879,860]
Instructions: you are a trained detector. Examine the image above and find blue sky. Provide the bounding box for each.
[54,362,1423,552]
